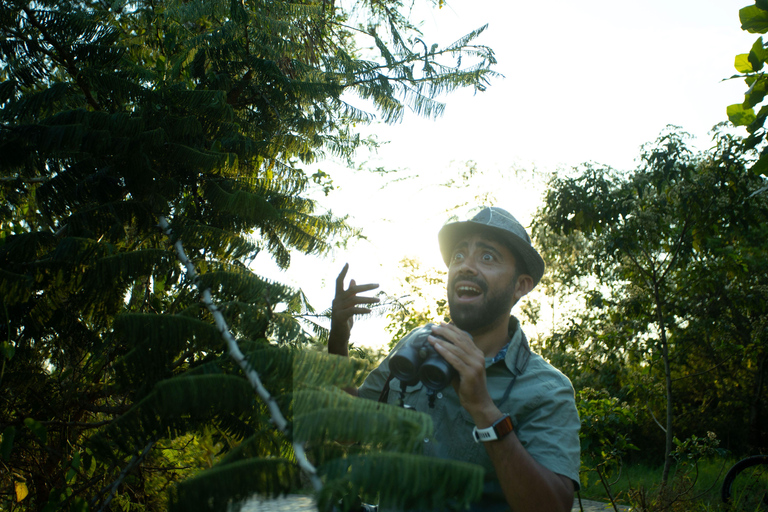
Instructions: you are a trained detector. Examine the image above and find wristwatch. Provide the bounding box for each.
[472,414,514,443]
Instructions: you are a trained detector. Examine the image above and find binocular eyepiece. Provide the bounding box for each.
[389,326,457,392]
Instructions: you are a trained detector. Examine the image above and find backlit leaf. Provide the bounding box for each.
[749,36,768,71]
[745,77,768,108]
[741,5,768,33]
[727,103,757,126]
[735,53,754,73]
[15,481,28,502]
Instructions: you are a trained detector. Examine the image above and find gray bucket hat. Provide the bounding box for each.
[438,207,545,287]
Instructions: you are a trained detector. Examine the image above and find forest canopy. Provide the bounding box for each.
[0,0,498,509]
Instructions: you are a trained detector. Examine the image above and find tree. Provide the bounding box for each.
[533,126,768,492]
[384,257,450,349]
[0,0,498,509]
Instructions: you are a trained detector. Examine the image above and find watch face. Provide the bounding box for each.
[495,415,514,437]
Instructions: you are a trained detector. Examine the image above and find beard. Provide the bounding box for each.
[447,274,517,334]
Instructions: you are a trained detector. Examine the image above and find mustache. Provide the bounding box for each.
[448,274,488,294]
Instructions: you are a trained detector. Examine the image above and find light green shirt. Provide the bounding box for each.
[358,319,581,492]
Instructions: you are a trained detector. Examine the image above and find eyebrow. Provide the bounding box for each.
[476,241,503,258]
[452,240,505,259]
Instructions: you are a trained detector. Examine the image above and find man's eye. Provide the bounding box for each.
[482,252,494,262]
[452,252,465,262]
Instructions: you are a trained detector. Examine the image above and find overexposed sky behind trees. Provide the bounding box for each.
[260,0,757,349]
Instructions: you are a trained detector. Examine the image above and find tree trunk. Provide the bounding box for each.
[655,283,674,488]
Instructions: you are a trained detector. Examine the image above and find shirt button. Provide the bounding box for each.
[437,392,443,399]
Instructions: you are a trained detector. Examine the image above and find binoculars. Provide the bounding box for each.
[389,325,457,392]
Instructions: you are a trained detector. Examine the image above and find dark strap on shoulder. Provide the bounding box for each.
[497,328,531,407]
[378,374,395,403]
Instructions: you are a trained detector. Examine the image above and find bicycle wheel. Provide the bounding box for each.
[722,455,768,509]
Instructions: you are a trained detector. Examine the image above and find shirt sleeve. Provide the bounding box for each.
[514,369,581,489]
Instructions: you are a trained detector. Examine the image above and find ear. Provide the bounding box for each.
[513,274,534,301]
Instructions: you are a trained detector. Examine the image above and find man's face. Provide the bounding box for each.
[446,234,526,335]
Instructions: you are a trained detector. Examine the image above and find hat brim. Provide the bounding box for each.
[438,221,545,288]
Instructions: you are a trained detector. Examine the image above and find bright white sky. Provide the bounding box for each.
[260,0,756,349]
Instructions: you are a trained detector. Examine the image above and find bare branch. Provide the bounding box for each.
[0,176,49,183]
[158,215,323,492]
[92,438,156,512]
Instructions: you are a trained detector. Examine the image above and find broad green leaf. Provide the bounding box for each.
[749,36,768,71]
[745,76,768,108]
[735,53,754,73]
[727,103,757,126]
[153,275,166,293]
[750,153,768,176]
[741,5,768,33]
[0,341,13,360]
[1,426,15,461]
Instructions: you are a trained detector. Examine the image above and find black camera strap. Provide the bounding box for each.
[495,329,531,408]
[377,374,395,404]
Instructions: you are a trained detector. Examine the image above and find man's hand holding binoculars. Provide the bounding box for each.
[428,323,499,429]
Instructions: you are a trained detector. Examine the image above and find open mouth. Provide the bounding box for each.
[455,283,483,299]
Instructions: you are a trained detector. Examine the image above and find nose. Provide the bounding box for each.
[456,255,478,275]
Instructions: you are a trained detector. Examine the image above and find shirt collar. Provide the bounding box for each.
[490,341,510,365]
[486,316,530,375]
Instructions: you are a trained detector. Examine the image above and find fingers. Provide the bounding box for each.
[332,265,380,319]
[428,323,483,371]
[429,324,493,412]
[335,263,350,294]
[349,282,380,295]
[335,265,379,299]
[347,306,375,316]
[346,296,380,306]
[430,323,475,352]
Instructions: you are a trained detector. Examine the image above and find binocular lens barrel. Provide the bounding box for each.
[389,345,422,386]
[419,355,456,391]
[388,329,457,391]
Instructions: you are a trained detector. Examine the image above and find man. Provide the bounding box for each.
[329,207,580,512]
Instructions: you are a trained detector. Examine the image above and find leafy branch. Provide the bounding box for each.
[157,216,323,492]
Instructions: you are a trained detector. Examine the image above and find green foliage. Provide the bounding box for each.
[576,388,638,508]
[578,389,638,471]
[534,126,768,491]
[0,0,498,509]
[384,257,450,348]
[319,453,484,512]
[728,2,768,174]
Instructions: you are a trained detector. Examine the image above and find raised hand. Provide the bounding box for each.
[328,263,380,356]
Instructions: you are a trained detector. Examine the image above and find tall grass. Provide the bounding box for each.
[577,457,750,511]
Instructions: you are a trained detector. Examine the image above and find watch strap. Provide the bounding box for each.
[472,414,514,443]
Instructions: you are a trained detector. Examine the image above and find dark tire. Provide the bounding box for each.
[722,455,768,508]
